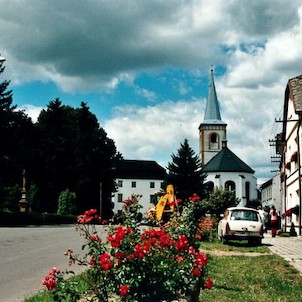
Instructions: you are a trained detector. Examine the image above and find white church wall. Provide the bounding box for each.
[205,171,258,206]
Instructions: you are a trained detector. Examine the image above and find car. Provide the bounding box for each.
[218,207,264,245]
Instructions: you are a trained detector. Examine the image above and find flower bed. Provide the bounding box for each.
[42,194,213,301]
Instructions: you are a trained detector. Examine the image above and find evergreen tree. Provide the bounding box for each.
[0,58,35,211]
[33,99,119,216]
[165,139,205,202]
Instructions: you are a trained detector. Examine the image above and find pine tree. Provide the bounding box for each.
[0,59,35,211]
[165,139,205,202]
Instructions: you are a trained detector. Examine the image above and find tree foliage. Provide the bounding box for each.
[57,189,77,215]
[165,139,206,202]
[0,60,120,217]
[0,59,36,211]
[202,186,240,217]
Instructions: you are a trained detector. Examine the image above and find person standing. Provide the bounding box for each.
[257,205,268,231]
[269,205,279,237]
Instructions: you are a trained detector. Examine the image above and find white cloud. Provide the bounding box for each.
[2,0,302,183]
[19,104,44,123]
[104,100,204,166]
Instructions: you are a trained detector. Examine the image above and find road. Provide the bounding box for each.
[0,225,104,302]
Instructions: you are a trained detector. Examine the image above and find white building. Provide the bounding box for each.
[260,174,281,212]
[111,160,166,215]
[278,74,302,234]
[200,69,258,206]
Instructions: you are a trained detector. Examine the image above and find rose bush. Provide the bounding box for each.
[42,193,213,301]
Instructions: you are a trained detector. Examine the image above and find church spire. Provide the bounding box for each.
[204,67,222,122]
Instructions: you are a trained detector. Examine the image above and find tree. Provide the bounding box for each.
[202,187,240,218]
[165,139,205,202]
[33,99,119,216]
[0,59,35,210]
[57,189,77,215]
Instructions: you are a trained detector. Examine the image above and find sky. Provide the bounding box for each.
[1,0,302,184]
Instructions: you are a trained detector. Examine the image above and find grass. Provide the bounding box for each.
[24,239,302,302]
[200,239,302,302]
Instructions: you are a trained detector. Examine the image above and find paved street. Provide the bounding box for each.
[0,225,106,302]
[263,233,302,274]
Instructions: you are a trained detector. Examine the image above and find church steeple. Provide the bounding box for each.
[204,67,222,123]
[199,67,227,165]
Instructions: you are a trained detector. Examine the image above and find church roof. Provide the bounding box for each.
[203,68,226,125]
[202,147,254,173]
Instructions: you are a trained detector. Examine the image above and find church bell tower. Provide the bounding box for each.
[199,68,227,165]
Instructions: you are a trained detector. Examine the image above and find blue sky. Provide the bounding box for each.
[1,0,302,183]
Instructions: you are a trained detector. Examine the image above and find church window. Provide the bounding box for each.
[225,181,235,193]
[245,182,250,203]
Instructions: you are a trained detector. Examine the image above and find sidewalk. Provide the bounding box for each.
[262,233,302,274]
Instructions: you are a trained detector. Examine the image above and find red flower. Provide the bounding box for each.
[203,277,214,289]
[194,252,208,268]
[119,284,129,297]
[191,268,201,277]
[107,226,131,248]
[99,253,114,271]
[134,241,151,259]
[90,235,101,241]
[42,267,61,291]
[175,235,189,252]
[159,233,173,247]
[77,209,101,224]
[115,252,126,259]
[189,193,200,202]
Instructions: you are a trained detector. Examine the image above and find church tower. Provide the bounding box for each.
[199,68,227,165]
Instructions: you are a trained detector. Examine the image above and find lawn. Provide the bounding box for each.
[200,239,302,302]
[24,239,302,302]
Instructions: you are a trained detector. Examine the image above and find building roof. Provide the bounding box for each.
[288,74,302,114]
[202,68,226,125]
[114,159,166,180]
[259,178,273,190]
[202,146,255,173]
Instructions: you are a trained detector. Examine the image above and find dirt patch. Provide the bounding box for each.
[203,249,271,257]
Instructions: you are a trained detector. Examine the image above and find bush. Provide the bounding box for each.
[57,189,77,215]
[42,194,214,301]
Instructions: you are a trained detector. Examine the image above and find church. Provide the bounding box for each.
[199,69,258,206]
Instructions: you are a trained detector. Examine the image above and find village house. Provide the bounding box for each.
[277,74,302,234]
[111,159,166,215]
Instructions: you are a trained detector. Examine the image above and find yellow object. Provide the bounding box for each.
[155,184,178,221]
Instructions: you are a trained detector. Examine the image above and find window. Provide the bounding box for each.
[225,180,235,192]
[150,182,155,188]
[210,133,219,149]
[131,181,136,188]
[211,133,217,143]
[118,180,123,187]
[118,194,123,203]
[245,182,250,203]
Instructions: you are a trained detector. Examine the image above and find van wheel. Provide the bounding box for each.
[221,234,228,245]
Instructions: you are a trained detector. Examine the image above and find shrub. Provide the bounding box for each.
[57,189,77,215]
[42,194,213,301]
